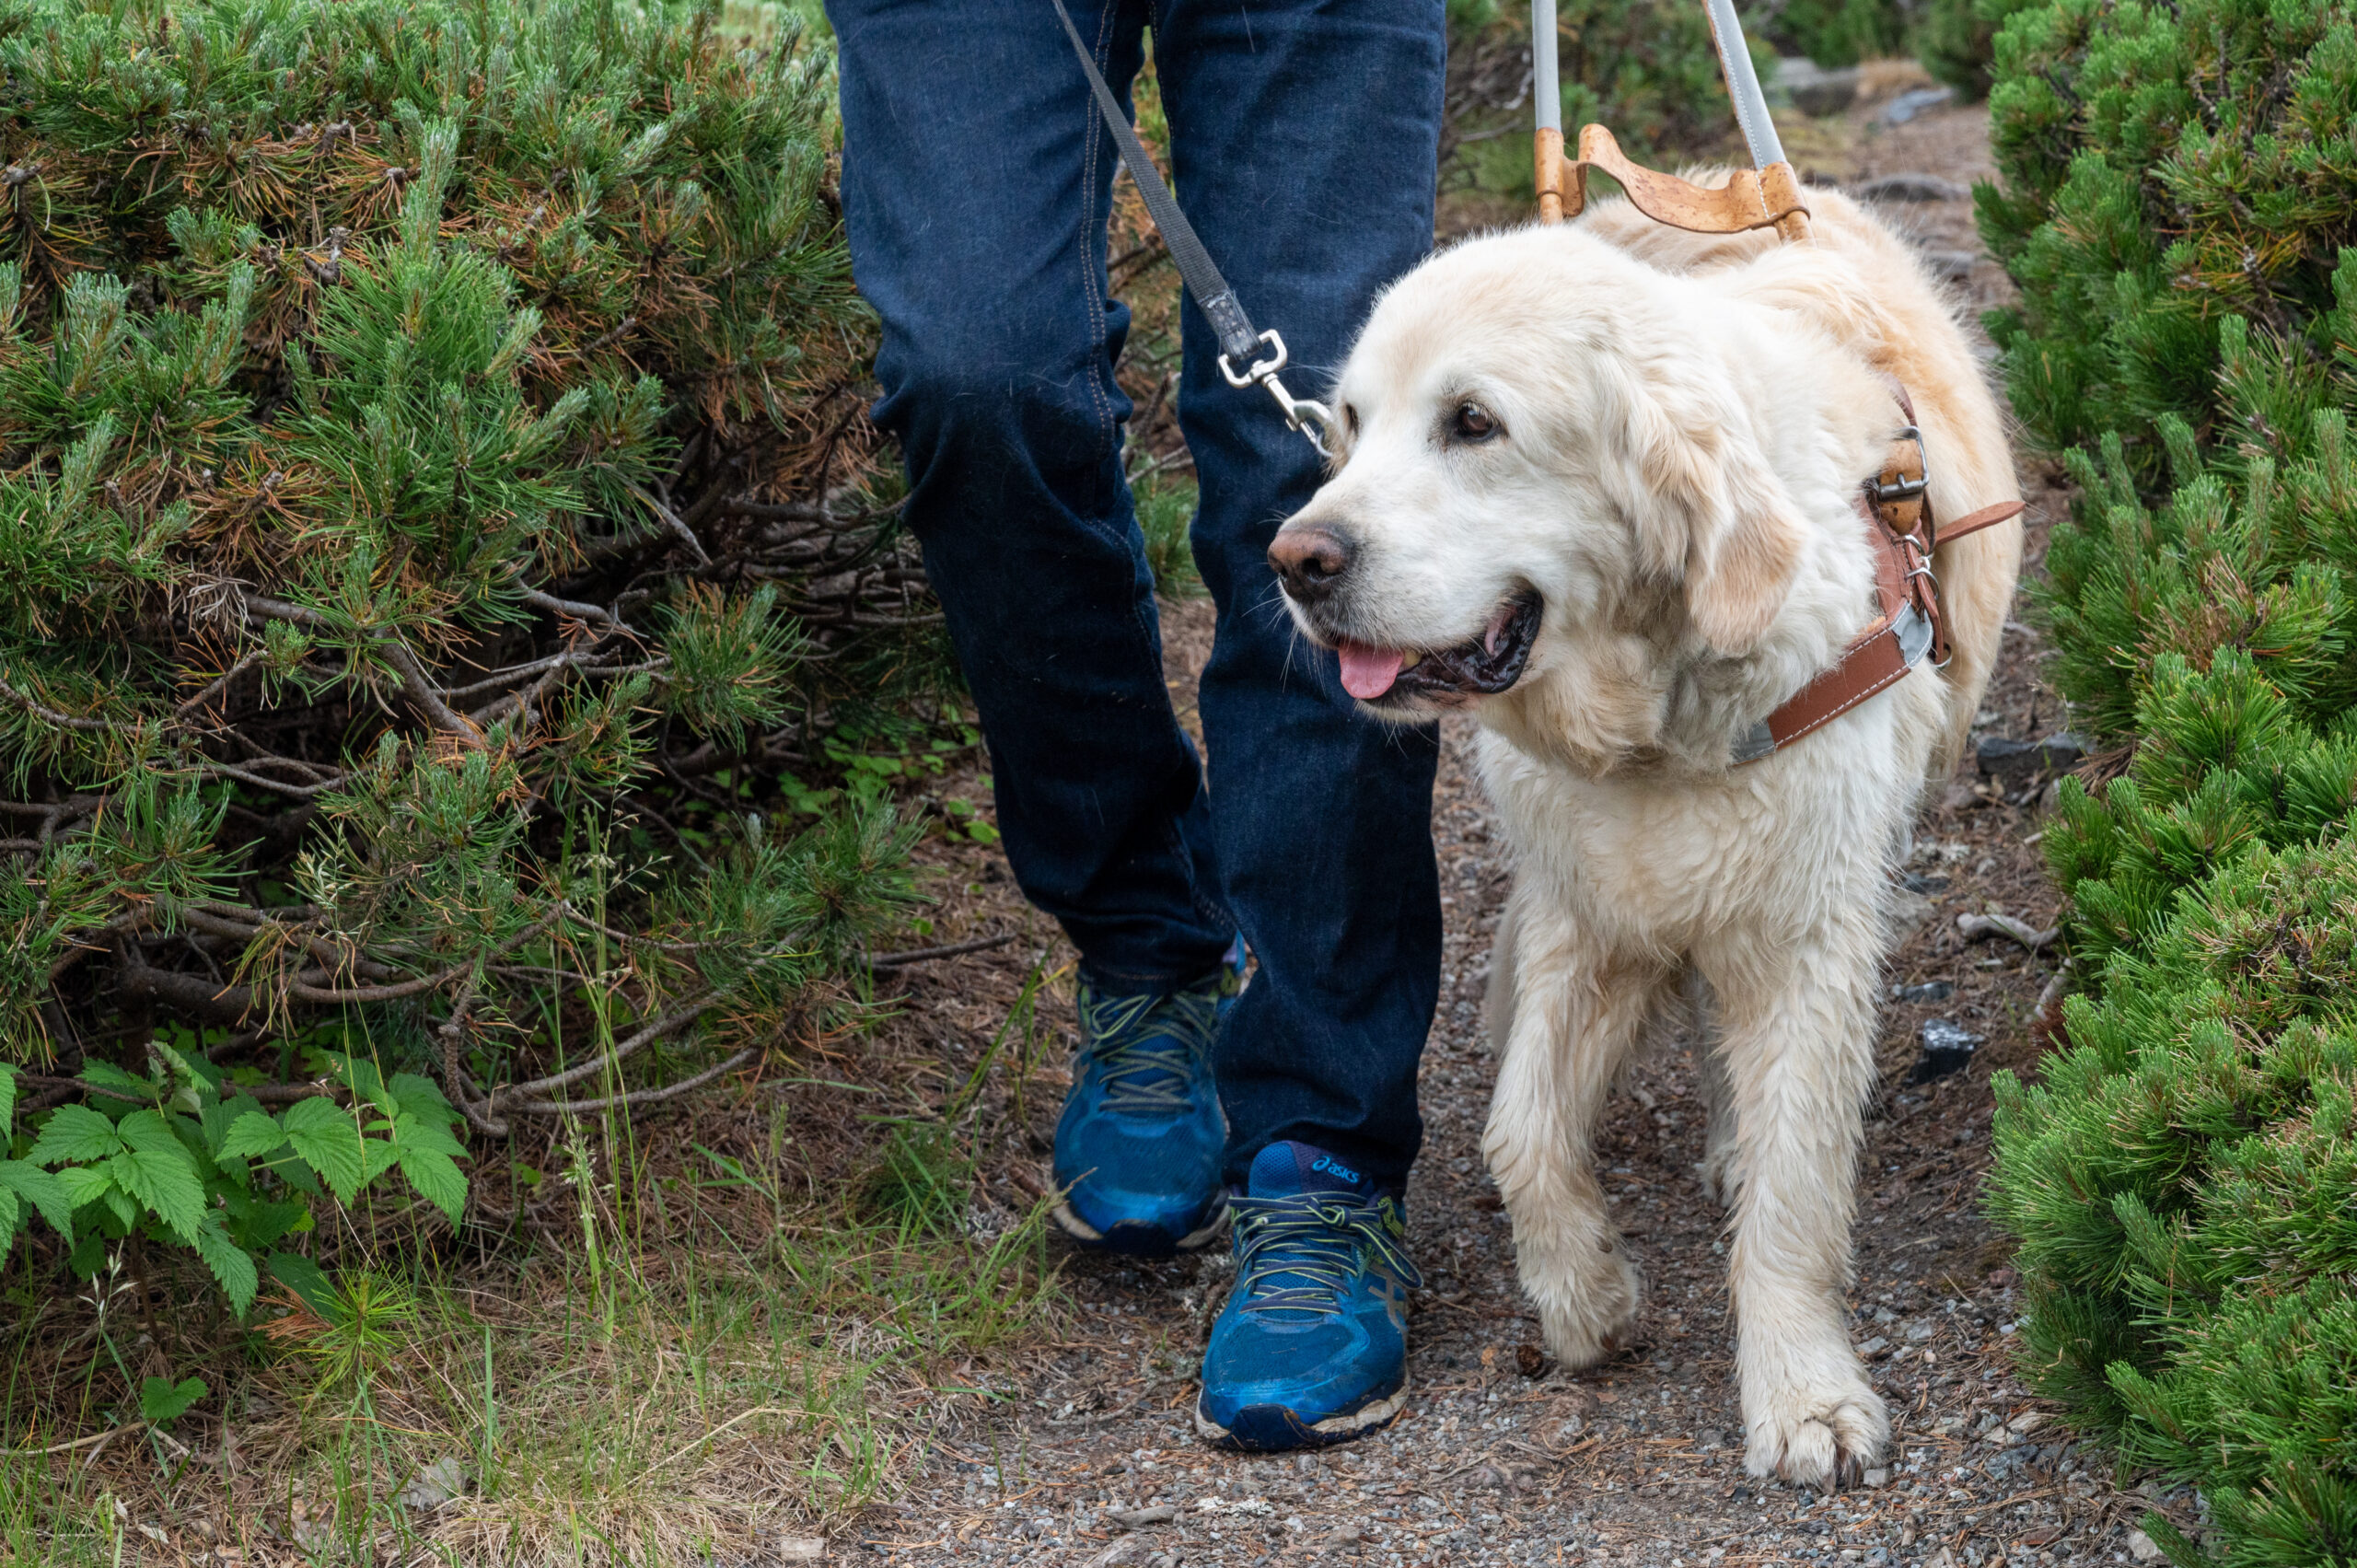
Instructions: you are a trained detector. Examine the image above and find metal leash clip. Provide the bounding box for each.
[1218,330,1337,459]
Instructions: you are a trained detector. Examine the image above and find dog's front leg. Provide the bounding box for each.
[1701,920,1890,1490]
[1481,889,1665,1368]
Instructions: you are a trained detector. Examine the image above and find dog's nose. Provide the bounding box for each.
[1268,526,1354,601]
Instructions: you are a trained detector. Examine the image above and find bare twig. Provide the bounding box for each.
[377,638,482,743]
[868,933,1019,970]
[1956,912,2059,952]
[0,669,121,733]
[501,1046,759,1117]
[494,990,719,1101]
[626,480,713,565]
[172,651,266,719]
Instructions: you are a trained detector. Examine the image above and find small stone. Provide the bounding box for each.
[1923,250,1979,284]
[1776,57,1864,115]
[1859,1336,1891,1360]
[1912,1018,1985,1083]
[773,1539,826,1562]
[1906,1319,1938,1342]
[1108,1504,1179,1528]
[1882,85,1956,123]
[1862,1467,1890,1488]
[1892,980,1955,1002]
[2126,1528,2165,1562]
[1854,173,1968,203]
[1888,886,1938,939]
[2007,1411,2049,1436]
[1978,733,2088,788]
[1697,1427,1725,1449]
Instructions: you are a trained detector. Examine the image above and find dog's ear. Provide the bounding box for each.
[1614,367,1805,656]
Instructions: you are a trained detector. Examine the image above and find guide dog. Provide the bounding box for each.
[1266,187,2021,1486]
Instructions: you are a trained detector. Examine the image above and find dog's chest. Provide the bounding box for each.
[1471,724,1915,943]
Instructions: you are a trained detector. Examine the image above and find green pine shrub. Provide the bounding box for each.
[1989,836,2357,1563]
[0,0,939,1313]
[1981,0,2357,1554]
[1978,0,2357,469]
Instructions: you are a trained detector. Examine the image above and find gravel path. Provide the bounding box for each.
[845,90,2197,1568]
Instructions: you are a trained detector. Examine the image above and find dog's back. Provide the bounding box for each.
[1576,188,2022,778]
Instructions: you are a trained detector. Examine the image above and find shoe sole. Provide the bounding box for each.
[1191,1376,1411,1452]
[1050,1192,1231,1256]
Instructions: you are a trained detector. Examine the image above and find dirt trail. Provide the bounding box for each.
[849,90,2181,1568]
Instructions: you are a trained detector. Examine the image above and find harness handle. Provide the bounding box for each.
[1531,0,1810,243]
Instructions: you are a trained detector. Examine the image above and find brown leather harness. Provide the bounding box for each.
[1728,395,2024,765]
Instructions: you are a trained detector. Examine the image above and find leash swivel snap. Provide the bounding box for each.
[1219,329,1337,459]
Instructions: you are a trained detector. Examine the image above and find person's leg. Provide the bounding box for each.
[830,0,1240,1254]
[1150,0,1448,1451]
[1152,0,1449,1193]
[829,0,1234,995]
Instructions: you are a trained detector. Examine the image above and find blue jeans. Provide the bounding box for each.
[829,0,1446,1191]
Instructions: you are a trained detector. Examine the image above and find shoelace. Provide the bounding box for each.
[1075,985,1217,1113]
[1229,1192,1424,1319]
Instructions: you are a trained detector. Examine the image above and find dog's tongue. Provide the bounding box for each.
[1337,642,1405,700]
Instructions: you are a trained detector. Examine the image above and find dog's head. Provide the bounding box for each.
[1270,228,1812,740]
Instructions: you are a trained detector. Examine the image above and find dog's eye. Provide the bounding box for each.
[1451,401,1501,445]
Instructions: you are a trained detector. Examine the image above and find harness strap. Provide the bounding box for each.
[1730,395,2025,766]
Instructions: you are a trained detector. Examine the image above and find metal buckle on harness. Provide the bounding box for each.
[1870,424,1929,504]
[1218,329,1337,459]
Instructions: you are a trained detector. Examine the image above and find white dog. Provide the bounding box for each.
[1267,188,2021,1488]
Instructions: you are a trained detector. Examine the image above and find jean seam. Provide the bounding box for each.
[1079,0,1121,483]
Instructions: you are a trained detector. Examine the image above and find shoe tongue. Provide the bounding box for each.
[1248,1140,1370,1201]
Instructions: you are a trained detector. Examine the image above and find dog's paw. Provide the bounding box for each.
[1694,1143,1738,1209]
[1742,1376,1888,1490]
[1524,1238,1643,1369]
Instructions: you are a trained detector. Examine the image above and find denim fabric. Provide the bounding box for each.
[828,0,1446,1190]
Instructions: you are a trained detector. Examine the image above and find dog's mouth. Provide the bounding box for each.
[1334,592,1543,705]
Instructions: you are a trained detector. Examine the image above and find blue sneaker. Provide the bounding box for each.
[1195,1141,1422,1451]
[1049,945,1242,1256]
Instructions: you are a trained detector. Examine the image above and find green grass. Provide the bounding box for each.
[1,1190,1060,1564]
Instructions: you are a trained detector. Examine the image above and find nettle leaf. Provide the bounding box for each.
[220,1110,290,1161]
[0,1063,17,1135]
[266,1251,336,1317]
[278,1098,367,1204]
[30,1106,125,1166]
[360,1135,401,1185]
[388,1072,460,1128]
[110,1148,205,1242]
[114,1109,186,1156]
[81,1062,161,1103]
[139,1374,208,1424]
[324,1052,399,1117]
[222,1189,308,1252]
[395,1141,467,1224]
[0,1161,75,1237]
[192,1215,260,1315]
[57,1165,116,1209]
[392,1109,465,1160]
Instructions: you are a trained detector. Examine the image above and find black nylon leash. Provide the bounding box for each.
[1046,0,1336,456]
